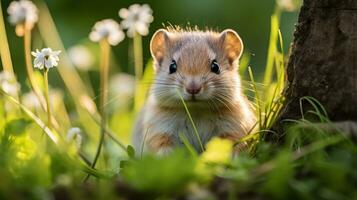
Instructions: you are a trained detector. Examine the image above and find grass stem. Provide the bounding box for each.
[176,90,205,152]
[85,40,110,181]
[133,33,143,112]
[263,9,280,89]
[0,1,14,74]
[43,68,52,130]
[248,67,262,129]
[133,33,143,81]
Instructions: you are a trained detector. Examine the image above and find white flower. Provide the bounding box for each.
[22,91,41,109]
[66,127,83,149]
[119,4,153,37]
[109,73,135,97]
[109,73,135,110]
[89,19,125,46]
[276,0,299,12]
[68,45,94,71]
[7,0,38,30]
[31,48,61,70]
[0,71,20,97]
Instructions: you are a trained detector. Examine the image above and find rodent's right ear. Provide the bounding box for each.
[150,29,169,66]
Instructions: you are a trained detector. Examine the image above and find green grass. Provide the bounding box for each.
[0,1,356,199]
[176,89,205,152]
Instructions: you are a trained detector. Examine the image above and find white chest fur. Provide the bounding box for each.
[141,106,245,152]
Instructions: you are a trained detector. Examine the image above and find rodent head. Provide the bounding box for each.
[150,28,244,109]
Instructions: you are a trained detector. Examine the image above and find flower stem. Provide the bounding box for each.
[85,40,110,181]
[24,30,35,87]
[133,33,143,112]
[43,68,52,130]
[0,1,14,74]
[133,33,143,80]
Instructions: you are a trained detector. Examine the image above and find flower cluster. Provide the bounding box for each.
[89,19,125,46]
[31,48,61,70]
[7,0,38,35]
[119,4,154,38]
[89,4,153,45]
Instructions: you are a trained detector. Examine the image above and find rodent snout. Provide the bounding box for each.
[185,83,202,95]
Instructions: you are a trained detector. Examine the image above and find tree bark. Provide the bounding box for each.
[278,0,357,123]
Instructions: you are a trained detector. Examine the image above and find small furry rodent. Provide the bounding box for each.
[133,28,256,154]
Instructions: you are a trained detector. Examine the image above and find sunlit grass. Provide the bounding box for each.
[85,39,111,181]
[176,89,205,152]
[0,2,14,74]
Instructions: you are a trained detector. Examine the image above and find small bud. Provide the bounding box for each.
[7,0,38,36]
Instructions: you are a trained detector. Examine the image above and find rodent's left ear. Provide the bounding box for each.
[219,29,244,64]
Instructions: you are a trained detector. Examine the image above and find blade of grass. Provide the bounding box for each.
[253,134,345,178]
[140,128,149,159]
[264,72,285,129]
[1,89,60,144]
[278,29,284,61]
[303,96,328,118]
[79,161,114,179]
[262,28,286,129]
[176,89,204,152]
[0,1,14,73]
[299,96,328,121]
[265,96,285,129]
[86,40,111,182]
[179,132,198,157]
[248,67,262,129]
[133,33,144,112]
[292,135,345,160]
[238,53,250,76]
[263,14,279,87]
[238,129,276,144]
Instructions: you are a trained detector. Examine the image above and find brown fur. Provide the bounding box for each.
[147,134,174,153]
[132,27,256,154]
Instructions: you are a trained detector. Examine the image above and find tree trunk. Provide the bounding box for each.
[278,0,357,124]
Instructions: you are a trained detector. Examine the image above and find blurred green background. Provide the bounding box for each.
[1,0,299,84]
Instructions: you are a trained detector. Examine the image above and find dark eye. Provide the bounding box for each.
[169,60,177,74]
[211,60,220,74]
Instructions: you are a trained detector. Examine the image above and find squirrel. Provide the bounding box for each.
[132,28,257,155]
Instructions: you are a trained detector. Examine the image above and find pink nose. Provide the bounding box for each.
[186,84,201,95]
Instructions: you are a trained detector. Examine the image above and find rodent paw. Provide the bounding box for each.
[146,134,174,155]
